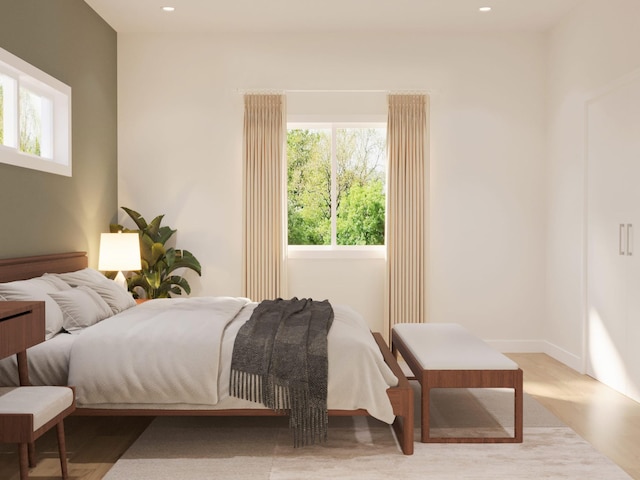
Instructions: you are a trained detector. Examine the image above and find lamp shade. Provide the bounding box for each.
[98,233,142,271]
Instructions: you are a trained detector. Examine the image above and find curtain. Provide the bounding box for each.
[242,94,287,301]
[386,94,429,340]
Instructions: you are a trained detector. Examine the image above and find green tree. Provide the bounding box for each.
[335,128,386,245]
[287,129,331,245]
[287,127,386,246]
[19,88,41,156]
[336,128,385,212]
[337,180,386,245]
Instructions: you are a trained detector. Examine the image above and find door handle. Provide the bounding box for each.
[620,224,626,255]
[627,224,633,256]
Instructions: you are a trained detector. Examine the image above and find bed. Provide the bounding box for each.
[0,251,413,454]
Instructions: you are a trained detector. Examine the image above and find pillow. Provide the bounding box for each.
[48,286,113,334]
[0,277,66,340]
[41,273,73,291]
[55,267,111,286]
[54,268,136,315]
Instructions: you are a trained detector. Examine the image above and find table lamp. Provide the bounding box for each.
[98,233,142,289]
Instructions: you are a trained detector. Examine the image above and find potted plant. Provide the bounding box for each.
[109,207,202,299]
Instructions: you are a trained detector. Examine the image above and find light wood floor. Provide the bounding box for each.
[508,353,640,479]
[0,353,638,479]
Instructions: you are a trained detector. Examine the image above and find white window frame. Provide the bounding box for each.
[0,47,71,177]
[286,121,387,260]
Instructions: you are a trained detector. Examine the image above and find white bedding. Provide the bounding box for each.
[67,297,398,423]
[0,332,75,386]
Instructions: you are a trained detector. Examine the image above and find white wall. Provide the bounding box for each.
[118,31,548,342]
[546,0,640,370]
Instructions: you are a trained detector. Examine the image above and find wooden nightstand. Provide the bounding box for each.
[0,301,45,386]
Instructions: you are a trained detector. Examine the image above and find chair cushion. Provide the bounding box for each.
[0,386,74,431]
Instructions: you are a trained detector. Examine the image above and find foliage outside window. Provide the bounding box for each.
[287,124,386,247]
[19,87,48,157]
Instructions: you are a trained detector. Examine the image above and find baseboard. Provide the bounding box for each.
[541,341,583,373]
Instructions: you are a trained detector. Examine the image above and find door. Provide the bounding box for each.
[621,80,640,403]
[586,73,640,401]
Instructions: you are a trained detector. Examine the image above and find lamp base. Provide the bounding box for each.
[114,271,128,290]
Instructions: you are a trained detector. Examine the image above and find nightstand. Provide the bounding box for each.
[0,301,45,386]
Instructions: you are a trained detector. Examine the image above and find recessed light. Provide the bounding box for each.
[479,7,492,12]
[162,6,175,12]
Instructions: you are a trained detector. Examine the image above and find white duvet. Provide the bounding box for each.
[67,297,398,423]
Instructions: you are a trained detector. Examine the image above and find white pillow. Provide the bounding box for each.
[55,268,136,314]
[41,273,73,291]
[55,267,110,286]
[0,277,66,340]
[48,286,113,334]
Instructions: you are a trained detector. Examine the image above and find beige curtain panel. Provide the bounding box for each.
[386,94,429,340]
[242,94,286,301]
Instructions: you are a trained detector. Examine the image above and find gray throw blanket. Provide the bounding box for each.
[230,298,334,447]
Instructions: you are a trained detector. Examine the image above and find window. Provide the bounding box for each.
[19,86,51,157]
[0,47,71,176]
[287,123,386,248]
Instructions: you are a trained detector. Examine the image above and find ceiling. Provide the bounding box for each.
[84,0,585,34]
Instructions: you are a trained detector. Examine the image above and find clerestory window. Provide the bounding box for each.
[0,47,71,176]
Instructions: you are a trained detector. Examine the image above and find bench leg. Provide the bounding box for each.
[27,441,36,468]
[514,369,523,443]
[56,421,69,480]
[421,383,432,443]
[18,443,29,480]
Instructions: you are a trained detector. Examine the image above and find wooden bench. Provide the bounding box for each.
[392,323,523,444]
[0,301,76,479]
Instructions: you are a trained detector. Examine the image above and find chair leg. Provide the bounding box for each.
[56,421,69,480]
[18,443,29,480]
[27,441,36,468]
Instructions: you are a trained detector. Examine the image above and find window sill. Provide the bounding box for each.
[287,246,386,260]
[0,146,71,177]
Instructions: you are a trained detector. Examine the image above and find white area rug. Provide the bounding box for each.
[104,389,631,479]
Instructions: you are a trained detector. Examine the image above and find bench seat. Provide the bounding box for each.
[0,386,75,479]
[392,323,523,444]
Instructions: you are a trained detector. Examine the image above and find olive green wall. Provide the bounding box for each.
[0,0,116,266]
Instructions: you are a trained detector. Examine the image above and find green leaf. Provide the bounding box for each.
[122,207,148,231]
[156,226,176,245]
[144,269,162,290]
[150,242,166,267]
[165,249,202,276]
[165,275,191,295]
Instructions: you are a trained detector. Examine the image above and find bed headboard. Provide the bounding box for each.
[0,252,88,283]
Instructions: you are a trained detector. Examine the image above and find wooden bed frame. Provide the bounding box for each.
[0,251,414,455]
